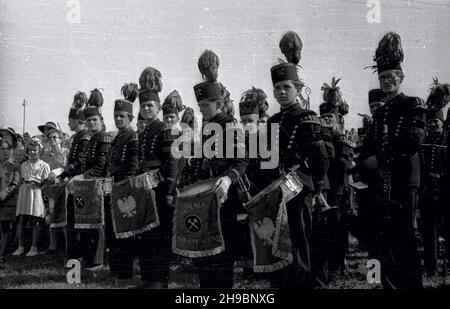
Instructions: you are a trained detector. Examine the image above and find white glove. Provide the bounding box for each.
[215,176,231,204]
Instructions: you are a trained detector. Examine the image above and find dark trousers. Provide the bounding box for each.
[136,190,173,286]
[269,192,318,288]
[419,192,440,274]
[104,197,135,279]
[327,194,349,272]
[195,197,238,289]
[369,188,423,289]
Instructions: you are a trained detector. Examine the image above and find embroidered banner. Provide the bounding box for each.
[111,172,160,239]
[172,178,225,258]
[246,186,293,273]
[68,177,106,229]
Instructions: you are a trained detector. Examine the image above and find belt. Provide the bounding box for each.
[140,160,161,170]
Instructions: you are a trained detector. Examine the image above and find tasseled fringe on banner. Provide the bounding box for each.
[248,188,294,273]
[114,221,160,239]
[172,246,225,259]
[75,223,104,229]
[253,259,292,273]
[50,222,67,228]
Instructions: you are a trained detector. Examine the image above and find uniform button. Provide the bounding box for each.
[294,125,299,129]
[289,140,293,144]
[287,145,292,150]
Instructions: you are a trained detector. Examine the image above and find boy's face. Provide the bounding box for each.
[273,80,299,108]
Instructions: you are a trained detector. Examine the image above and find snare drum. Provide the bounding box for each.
[245,169,304,211]
[172,178,226,258]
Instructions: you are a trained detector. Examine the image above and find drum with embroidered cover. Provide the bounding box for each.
[172,178,226,258]
[111,171,160,239]
[67,177,110,229]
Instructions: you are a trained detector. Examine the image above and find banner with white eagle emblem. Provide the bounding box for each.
[111,171,160,239]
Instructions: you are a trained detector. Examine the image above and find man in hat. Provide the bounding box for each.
[77,89,112,269]
[267,62,329,288]
[419,107,446,276]
[37,121,58,153]
[361,32,426,288]
[237,87,272,278]
[105,83,139,280]
[191,80,248,288]
[133,67,180,289]
[319,100,354,277]
[48,92,90,259]
[419,78,450,276]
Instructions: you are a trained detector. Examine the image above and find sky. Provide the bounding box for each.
[0,0,449,136]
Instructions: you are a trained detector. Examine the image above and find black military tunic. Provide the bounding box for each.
[267,103,329,288]
[78,129,112,267]
[419,132,446,274]
[82,130,112,178]
[136,118,180,286]
[61,129,90,260]
[192,112,248,288]
[105,127,139,279]
[61,129,90,179]
[362,92,426,289]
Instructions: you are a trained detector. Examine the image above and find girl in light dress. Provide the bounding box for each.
[12,139,50,257]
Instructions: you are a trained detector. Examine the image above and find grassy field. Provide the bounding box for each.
[1,235,449,289]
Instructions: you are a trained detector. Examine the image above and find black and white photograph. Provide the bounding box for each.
[0,0,450,293]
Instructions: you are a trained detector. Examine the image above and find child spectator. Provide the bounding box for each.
[12,139,50,257]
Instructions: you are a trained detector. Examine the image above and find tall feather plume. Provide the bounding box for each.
[426,76,450,111]
[374,32,404,67]
[279,31,303,65]
[121,83,139,102]
[321,77,342,106]
[163,90,185,113]
[240,86,268,115]
[139,67,163,93]
[87,88,104,107]
[72,91,87,109]
[181,107,195,129]
[198,50,220,82]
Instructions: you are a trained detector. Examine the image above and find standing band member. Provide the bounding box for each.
[192,80,248,288]
[105,83,140,279]
[79,88,111,269]
[267,62,329,288]
[419,78,449,276]
[134,67,179,288]
[51,91,90,259]
[362,32,426,289]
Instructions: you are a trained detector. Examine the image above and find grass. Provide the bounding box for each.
[1,235,449,289]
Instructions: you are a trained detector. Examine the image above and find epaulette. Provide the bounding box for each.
[131,132,139,142]
[101,132,113,143]
[82,133,91,141]
[408,96,427,110]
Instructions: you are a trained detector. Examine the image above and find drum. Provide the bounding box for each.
[243,172,300,273]
[111,171,160,239]
[172,178,226,258]
[245,169,304,211]
[67,177,111,229]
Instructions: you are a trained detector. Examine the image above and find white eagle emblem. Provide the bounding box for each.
[253,217,275,246]
[117,196,137,218]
